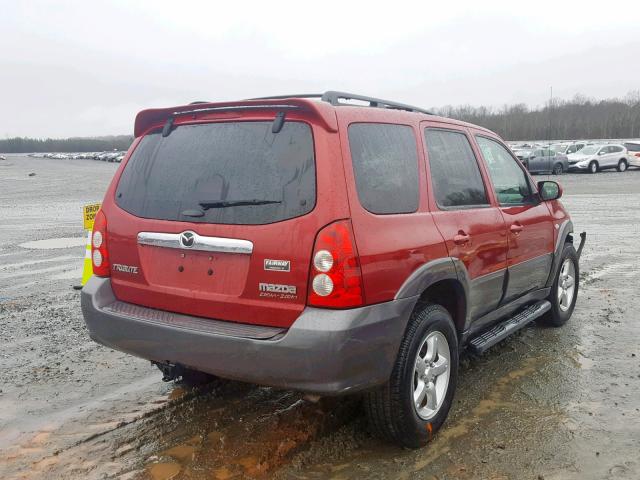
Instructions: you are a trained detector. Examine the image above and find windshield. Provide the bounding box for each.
[578,146,598,155]
[115,121,316,225]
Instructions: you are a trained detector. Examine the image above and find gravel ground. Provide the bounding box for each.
[1,155,639,480]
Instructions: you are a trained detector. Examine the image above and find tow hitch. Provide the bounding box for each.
[152,361,186,382]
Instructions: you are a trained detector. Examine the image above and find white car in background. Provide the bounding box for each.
[624,141,640,168]
[552,142,588,155]
[567,144,629,173]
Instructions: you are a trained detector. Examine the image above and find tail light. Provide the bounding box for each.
[91,210,110,277]
[635,153,640,158]
[308,220,364,308]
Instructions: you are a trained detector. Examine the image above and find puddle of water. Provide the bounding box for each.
[19,237,85,250]
[147,462,181,480]
[134,386,359,480]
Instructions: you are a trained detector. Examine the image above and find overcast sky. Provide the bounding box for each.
[1,0,639,138]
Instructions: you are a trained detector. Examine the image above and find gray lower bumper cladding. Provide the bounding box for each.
[81,277,417,395]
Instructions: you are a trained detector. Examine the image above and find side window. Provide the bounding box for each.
[611,146,623,153]
[476,136,533,205]
[424,129,488,208]
[534,149,544,157]
[348,123,419,214]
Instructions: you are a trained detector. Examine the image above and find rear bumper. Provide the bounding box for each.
[81,277,417,395]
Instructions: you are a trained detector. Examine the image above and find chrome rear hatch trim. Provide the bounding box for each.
[137,231,253,254]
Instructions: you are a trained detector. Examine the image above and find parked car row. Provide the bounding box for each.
[29,151,126,162]
[509,139,640,174]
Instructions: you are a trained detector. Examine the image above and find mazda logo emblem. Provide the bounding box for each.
[179,231,196,248]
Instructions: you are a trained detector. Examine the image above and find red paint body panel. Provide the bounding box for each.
[335,111,448,304]
[420,123,508,280]
[103,111,349,328]
[98,97,561,331]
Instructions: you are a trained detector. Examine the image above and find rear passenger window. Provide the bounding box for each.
[348,124,419,214]
[476,136,533,205]
[424,129,488,208]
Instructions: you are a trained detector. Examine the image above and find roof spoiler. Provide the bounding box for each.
[134,98,338,138]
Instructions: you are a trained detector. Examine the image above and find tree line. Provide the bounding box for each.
[434,91,640,141]
[0,135,134,153]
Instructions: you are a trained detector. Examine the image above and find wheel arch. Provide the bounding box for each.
[545,219,574,287]
[395,258,469,337]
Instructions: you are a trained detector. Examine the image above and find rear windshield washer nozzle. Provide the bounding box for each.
[272,111,286,134]
[162,116,175,137]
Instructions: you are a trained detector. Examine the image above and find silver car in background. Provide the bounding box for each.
[514,147,569,174]
[567,144,629,173]
[624,141,640,168]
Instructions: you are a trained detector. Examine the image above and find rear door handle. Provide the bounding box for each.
[510,223,524,234]
[453,231,471,245]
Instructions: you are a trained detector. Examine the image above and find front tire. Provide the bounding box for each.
[617,159,628,172]
[540,244,579,327]
[589,161,599,174]
[365,304,458,448]
[552,163,563,175]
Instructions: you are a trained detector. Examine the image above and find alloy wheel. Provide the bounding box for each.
[557,258,576,312]
[412,331,451,420]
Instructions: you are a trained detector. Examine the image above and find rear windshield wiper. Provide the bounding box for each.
[198,199,282,209]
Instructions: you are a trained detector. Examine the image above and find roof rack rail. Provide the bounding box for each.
[249,91,432,115]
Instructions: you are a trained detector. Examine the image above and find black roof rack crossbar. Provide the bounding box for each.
[248,93,325,101]
[321,91,432,114]
[249,91,432,115]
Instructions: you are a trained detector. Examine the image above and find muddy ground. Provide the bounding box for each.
[1,155,639,480]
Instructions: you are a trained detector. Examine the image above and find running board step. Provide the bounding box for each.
[469,300,551,355]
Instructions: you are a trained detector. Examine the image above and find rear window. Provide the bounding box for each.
[348,123,419,214]
[625,143,640,152]
[115,121,316,225]
[424,129,488,208]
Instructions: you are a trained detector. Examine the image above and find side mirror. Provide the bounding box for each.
[598,150,606,155]
[538,181,562,201]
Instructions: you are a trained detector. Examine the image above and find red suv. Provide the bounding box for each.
[82,92,585,448]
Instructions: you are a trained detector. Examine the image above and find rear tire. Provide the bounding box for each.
[552,163,563,175]
[617,159,628,172]
[365,304,458,448]
[540,244,579,327]
[588,161,599,174]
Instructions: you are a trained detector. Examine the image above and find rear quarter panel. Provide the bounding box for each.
[335,109,448,304]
